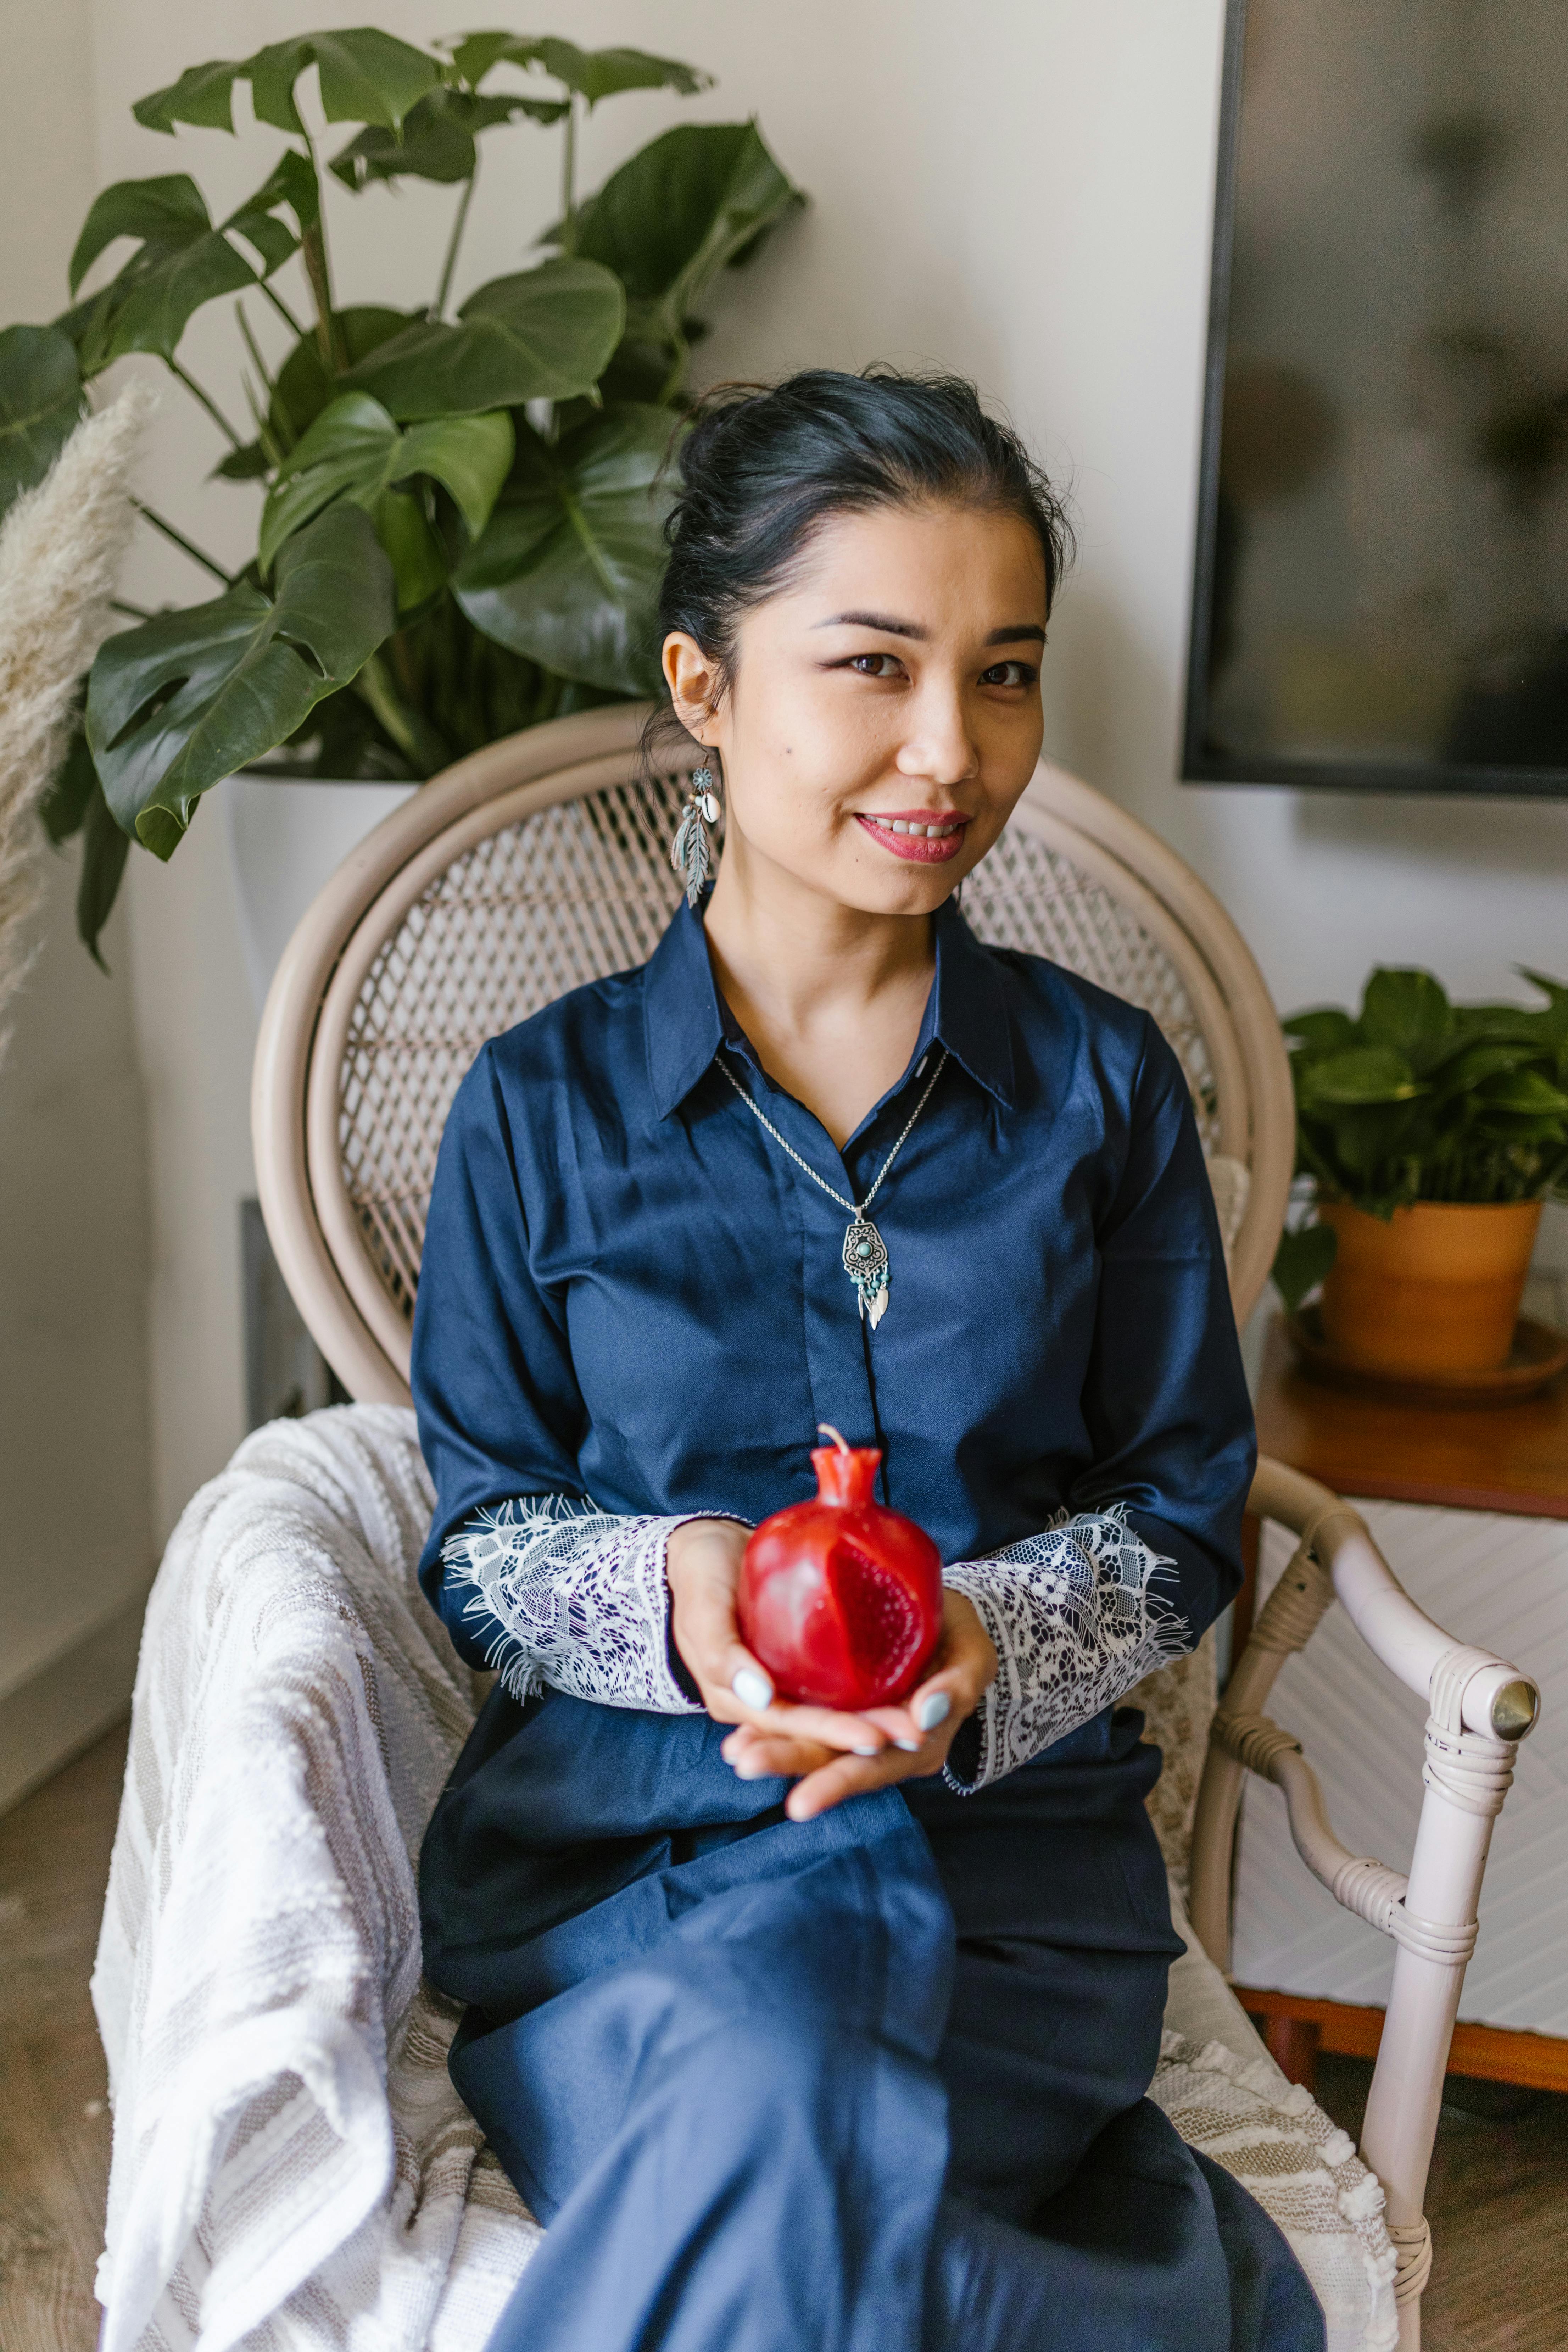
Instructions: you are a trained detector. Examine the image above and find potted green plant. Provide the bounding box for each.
[1272,965,1568,1375]
[0,27,802,983]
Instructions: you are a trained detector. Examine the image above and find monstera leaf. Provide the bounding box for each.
[87,504,395,857]
[260,392,512,615]
[265,305,410,451]
[571,122,803,351]
[77,780,136,968]
[213,305,412,479]
[134,31,440,140]
[448,33,709,108]
[39,699,140,969]
[330,86,565,189]
[340,259,624,419]
[62,163,308,370]
[454,405,682,694]
[0,325,83,518]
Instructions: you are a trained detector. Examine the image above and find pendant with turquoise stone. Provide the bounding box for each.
[842,1217,890,1328]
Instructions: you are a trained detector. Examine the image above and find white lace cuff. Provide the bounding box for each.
[942,1506,1187,1793]
[440,1499,725,1714]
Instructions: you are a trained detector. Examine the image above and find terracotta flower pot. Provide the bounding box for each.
[1318,1199,1542,1376]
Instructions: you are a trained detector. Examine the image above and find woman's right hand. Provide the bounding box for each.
[665,1516,897,1759]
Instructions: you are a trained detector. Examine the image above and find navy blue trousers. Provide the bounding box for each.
[419,1691,1323,2352]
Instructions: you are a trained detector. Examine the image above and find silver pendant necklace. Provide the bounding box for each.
[715,1046,949,1328]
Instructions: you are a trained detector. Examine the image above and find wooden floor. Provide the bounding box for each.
[1315,2055,1568,2352]
[0,1722,124,2352]
[1,1724,1565,2351]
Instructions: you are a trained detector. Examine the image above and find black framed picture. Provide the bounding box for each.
[1184,0,1568,797]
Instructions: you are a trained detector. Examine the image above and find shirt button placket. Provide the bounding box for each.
[781,1123,881,1458]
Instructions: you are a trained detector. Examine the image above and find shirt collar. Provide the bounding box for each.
[644,896,728,1120]
[644,891,1015,1121]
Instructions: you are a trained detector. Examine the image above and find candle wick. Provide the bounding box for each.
[816,1422,852,1454]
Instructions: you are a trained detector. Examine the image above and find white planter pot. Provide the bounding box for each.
[222,773,419,1014]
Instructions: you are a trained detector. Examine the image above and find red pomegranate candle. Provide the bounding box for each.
[737,1425,943,1710]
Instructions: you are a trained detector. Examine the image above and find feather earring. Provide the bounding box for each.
[670,758,722,908]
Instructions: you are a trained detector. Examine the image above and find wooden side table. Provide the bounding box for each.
[1234,1319,1568,2092]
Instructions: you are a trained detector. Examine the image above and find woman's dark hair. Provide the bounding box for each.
[651,368,1072,723]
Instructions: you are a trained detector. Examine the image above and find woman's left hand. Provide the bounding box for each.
[720,1589,998,1821]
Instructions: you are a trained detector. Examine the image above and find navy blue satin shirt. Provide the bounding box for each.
[412,893,1255,1674]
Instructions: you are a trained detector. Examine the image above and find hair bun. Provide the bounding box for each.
[672,384,771,486]
[647,367,1070,745]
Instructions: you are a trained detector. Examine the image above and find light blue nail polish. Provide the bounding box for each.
[853,1743,881,1757]
[894,1738,921,1753]
[732,1667,774,1711]
[915,1691,951,1732]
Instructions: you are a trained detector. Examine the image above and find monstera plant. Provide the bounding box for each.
[0,28,802,959]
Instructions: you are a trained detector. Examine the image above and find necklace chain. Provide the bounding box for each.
[715,1044,949,1217]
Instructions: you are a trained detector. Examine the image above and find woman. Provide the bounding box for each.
[413,370,1323,2351]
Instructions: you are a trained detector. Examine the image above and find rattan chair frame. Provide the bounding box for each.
[251,706,1539,2351]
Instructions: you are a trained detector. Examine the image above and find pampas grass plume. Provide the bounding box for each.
[0,379,154,1067]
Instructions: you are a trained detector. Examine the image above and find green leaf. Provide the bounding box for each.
[1429,1042,1537,1100]
[269,306,410,448]
[450,33,710,108]
[1320,1099,1425,1180]
[1271,1220,1338,1315]
[341,258,624,419]
[77,777,133,969]
[454,403,682,693]
[1517,967,1568,1042]
[277,678,407,779]
[86,503,395,857]
[1297,1045,1424,1107]
[38,690,97,843]
[87,246,253,373]
[260,390,512,576]
[231,147,319,240]
[372,487,448,614]
[1290,962,1568,1206]
[1282,1007,1357,1055]
[571,122,803,346]
[223,199,298,279]
[69,173,218,293]
[134,58,246,135]
[1476,1068,1568,1118]
[302,30,441,131]
[1358,966,1452,1063]
[329,86,561,189]
[135,31,441,143]
[0,325,83,519]
[1434,1006,1550,1056]
[212,439,271,480]
[64,168,304,370]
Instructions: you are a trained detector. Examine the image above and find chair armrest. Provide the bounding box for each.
[1190,1459,1539,1954]
[1247,1458,1539,1738]
[1189,1456,1541,2336]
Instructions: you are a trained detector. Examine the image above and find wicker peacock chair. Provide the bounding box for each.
[252,704,1539,2350]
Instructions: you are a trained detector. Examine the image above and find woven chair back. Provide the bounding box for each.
[254,706,1292,1405]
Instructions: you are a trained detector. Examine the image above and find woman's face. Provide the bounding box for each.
[663,500,1049,918]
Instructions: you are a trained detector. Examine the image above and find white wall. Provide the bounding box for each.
[0,0,156,1807]
[78,0,1568,1535]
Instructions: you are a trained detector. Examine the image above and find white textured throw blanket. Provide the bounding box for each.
[92,1407,540,2352]
[94,1404,1392,2351]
